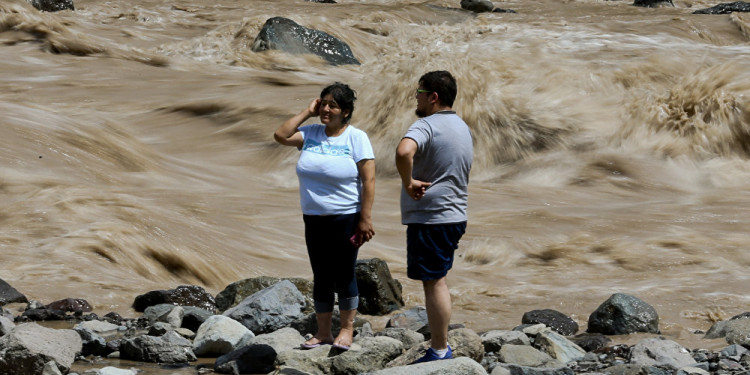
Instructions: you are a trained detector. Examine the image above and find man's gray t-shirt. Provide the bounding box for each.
[401,111,473,224]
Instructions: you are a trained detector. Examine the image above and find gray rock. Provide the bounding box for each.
[214,343,276,374]
[28,0,74,12]
[41,360,62,375]
[331,336,404,374]
[694,2,750,14]
[386,306,429,333]
[630,338,696,369]
[587,293,659,335]
[534,330,586,364]
[132,285,216,312]
[147,322,173,336]
[0,323,82,375]
[522,310,579,336]
[676,367,710,375]
[386,328,483,367]
[275,342,335,374]
[223,280,306,334]
[720,344,749,359]
[723,319,750,347]
[119,330,196,363]
[365,357,486,374]
[0,316,14,337]
[74,327,109,357]
[192,315,254,356]
[356,258,405,315]
[376,327,425,350]
[250,17,360,66]
[142,304,177,326]
[164,305,184,328]
[499,364,575,375]
[239,327,304,355]
[460,0,495,12]
[74,320,119,334]
[216,276,314,313]
[481,330,532,353]
[499,344,561,368]
[89,367,138,375]
[181,306,213,331]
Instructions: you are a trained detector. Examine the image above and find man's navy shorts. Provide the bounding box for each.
[406,222,467,281]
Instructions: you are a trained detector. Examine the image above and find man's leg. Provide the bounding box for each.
[423,276,451,350]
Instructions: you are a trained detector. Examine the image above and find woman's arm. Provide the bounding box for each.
[273,98,320,148]
[356,158,375,244]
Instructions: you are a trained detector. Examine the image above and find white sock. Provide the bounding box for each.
[433,347,449,358]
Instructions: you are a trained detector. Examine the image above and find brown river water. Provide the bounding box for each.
[3,0,750,372]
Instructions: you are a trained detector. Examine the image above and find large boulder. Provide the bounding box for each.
[223,280,305,334]
[28,0,74,12]
[356,258,404,315]
[251,17,360,65]
[694,1,750,14]
[120,331,196,363]
[0,323,82,375]
[45,298,92,313]
[192,315,254,357]
[461,0,495,12]
[215,276,313,313]
[587,293,659,335]
[522,310,578,336]
[132,285,216,312]
[0,279,27,306]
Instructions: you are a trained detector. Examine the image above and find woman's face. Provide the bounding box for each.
[319,94,348,126]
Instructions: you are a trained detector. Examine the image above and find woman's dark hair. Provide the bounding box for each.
[419,71,457,107]
[320,82,357,123]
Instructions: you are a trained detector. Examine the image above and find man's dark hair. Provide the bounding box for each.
[419,71,457,108]
[320,82,357,123]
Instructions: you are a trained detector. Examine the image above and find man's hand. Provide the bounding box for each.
[405,179,431,200]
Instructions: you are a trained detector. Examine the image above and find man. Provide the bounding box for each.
[395,71,473,363]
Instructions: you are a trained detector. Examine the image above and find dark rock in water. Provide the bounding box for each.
[0,278,28,306]
[214,344,277,374]
[694,1,750,14]
[587,293,659,335]
[20,308,66,322]
[356,258,404,316]
[306,0,336,2]
[730,311,750,320]
[46,298,92,313]
[522,309,579,336]
[461,0,495,12]
[216,276,314,313]
[251,17,360,66]
[570,333,611,352]
[29,0,74,12]
[493,8,517,13]
[103,311,123,324]
[633,0,674,7]
[132,285,216,312]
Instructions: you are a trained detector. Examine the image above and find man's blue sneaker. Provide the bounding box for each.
[411,345,452,364]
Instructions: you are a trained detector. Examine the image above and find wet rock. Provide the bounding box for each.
[569,333,611,352]
[370,357,486,374]
[705,315,750,344]
[482,330,532,353]
[45,298,92,313]
[192,315,254,357]
[522,310,579,336]
[222,280,305,334]
[181,306,213,332]
[461,0,495,13]
[214,343,276,374]
[120,331,196,363]
[331,336,403,374]
[74,326,109,357]
[306,0,336,2]
[493,8,517,13]
[215,276,314,313]
[132,285,216,312]
[102,312,123,324]
[0,278,28,306]
[250,17,360,65]
[375,327,425,350]
[587,293,659,335]
[20,308,66,322]
[694,1,750,14]
[356,258,404,315]
[633,0,674,7]
[630,338,696,369]
[28,0,74,12]
[0,322,82,375]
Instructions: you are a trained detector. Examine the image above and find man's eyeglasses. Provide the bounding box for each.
[415,89,433,95]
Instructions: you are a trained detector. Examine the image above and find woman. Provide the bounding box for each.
[273,82,375,350]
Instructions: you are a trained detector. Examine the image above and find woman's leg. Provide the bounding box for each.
[303,215,336,345]
[332,213,360,347]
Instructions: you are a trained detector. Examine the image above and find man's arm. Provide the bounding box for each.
[396,138,431,201]
[355,158,375,245]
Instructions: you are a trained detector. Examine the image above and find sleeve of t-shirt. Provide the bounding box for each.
[352,129,375,163]
[403,119,431,153]
[297,124,318,151]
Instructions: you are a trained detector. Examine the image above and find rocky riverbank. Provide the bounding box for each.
[1,259,749,375]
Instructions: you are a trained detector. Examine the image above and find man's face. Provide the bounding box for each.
[414,87,433,118]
